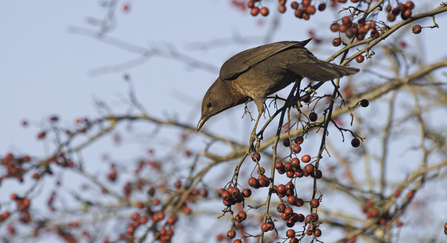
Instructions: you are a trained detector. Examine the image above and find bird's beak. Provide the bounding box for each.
[196,116,208,132]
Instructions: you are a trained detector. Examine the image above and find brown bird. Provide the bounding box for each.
[196,39,359,132]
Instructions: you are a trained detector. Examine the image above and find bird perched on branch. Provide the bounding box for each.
[196,39,359,134]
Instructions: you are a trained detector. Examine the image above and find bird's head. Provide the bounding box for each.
[197,80,233,132]
[197,82,225,132]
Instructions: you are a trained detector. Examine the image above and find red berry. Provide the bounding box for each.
[288,196,296,205]
[401,8,412,20]
[285,182,294,191]
[275,161,284,171]
[242,188,252,197]
[302,12,310,20]
[342,16,351,25]
[294,9,303,18]
[286,229,296,238]
[277,203,286,213]
[277,184,286,194]
[237,211,247,221]
[218,188,226,197]
[284,207,293,217]
[302,0,310,7]
[330,23,340,32]
[227,230,236,239]
[261,223,270,232]
[407,190,415,199]
[260,7,269,16]
[37,131,46,139]
[292,144,301,153]
[301,154,311,163]
[221,191,232,201]
[278,5,286,13]
[310,199,320,208]
[291,158,300,168]
[233,240,242,243]
[283,138,291,147]
[216,234,224,241]
[314,228,322,237]
[252,152,261,162]
[286,170,295,178]
[306,5,316,15]
[332,38,341,47]
[247,0,255,8]
[356,55,364,63]
[284,162,293,171]
[405,1,415,9]
[250,7,259,16]
[248,177,260,189]
[258,176,270,187]
[304,164,314,174]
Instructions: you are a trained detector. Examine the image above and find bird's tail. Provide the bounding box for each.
[287,61,359,81]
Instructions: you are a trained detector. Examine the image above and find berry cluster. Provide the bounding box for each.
[10,194,32,223]
[247,0,270,16]
[386,1,415,22]
[291,0,317,20]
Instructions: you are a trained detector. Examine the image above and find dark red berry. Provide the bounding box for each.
[309,112,318,121]
[351,138,360,147]
[387,13,396,22]
[291,1,299,9]
[412,25,422,34]
[318,3,326,11]
[360,99,369,107]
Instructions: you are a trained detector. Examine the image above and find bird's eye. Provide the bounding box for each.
[206,102,212,108]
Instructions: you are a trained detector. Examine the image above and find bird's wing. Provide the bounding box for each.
[219,39,312,80]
